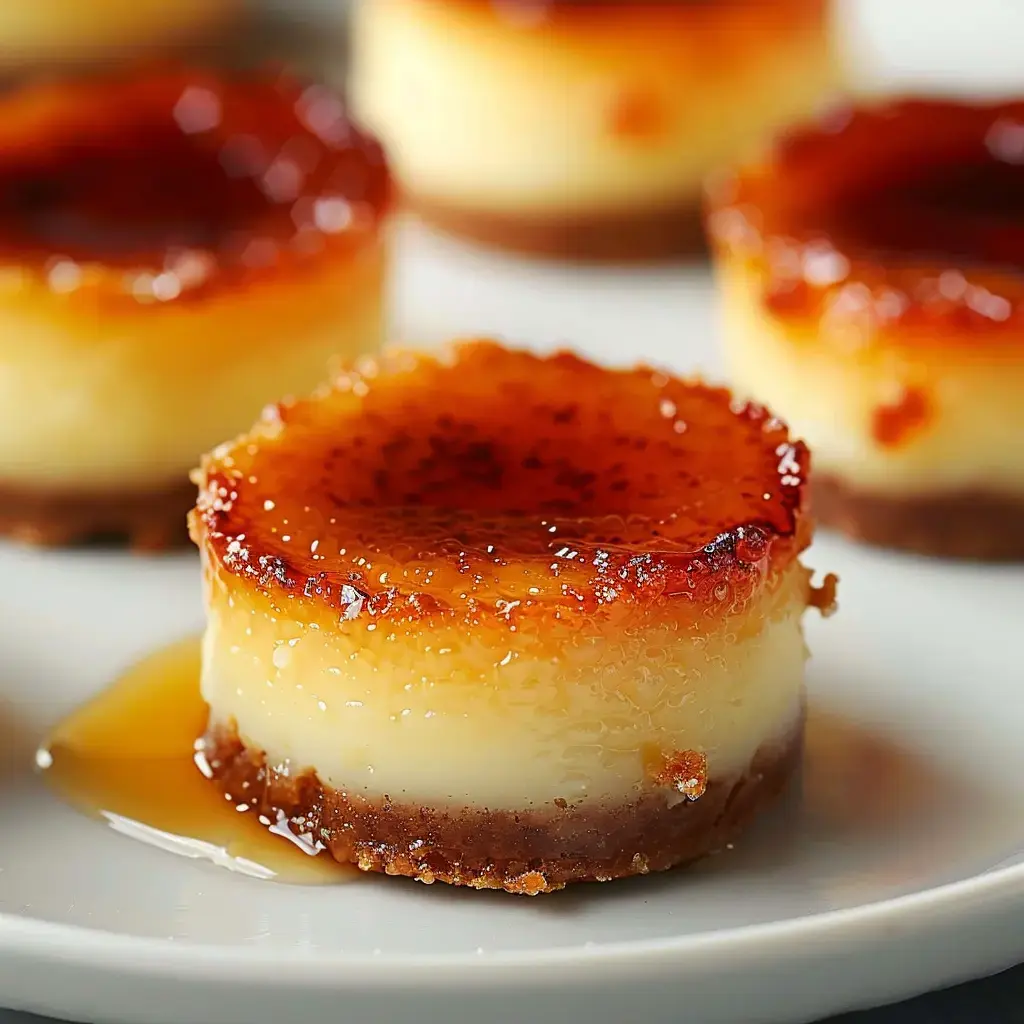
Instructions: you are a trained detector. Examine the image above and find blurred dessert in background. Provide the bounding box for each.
[0,66,391,548]
[349,0,837,261]
[707,98,1024,560]
[0,0,240,68]
[190,340,836,893]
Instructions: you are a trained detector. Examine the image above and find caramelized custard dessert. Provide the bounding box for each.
[707,99,1024,560]
[0,67,391,548]
[0,0,238,67]
[190,341,836,894]
[349,0,837,261]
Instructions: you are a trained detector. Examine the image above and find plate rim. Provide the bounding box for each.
[1,855,1021,979]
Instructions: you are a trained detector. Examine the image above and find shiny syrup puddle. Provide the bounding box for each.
[35,638,352,884]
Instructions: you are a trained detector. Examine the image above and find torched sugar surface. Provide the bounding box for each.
[194,341,810,631]
[0,68,390,304]
[710,98,1024,343]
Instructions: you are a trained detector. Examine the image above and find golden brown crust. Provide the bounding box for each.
[0,66,391,311]
[706,98,1024,352]
[813,476,1024,561]
[200,715,803,894]
[409,192,707,262]
[191,341,812,629]
[645,747,709,800]
[0,478,194,550]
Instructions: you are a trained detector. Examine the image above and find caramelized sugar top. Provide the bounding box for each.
[708,99,1024,344]
[193,342,810,625]
[0,67,390,304]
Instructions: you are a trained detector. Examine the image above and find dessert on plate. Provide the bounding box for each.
[348,0,837,261]
[190,340,836,894]
[0,66,391,548]
[707,98,1024,560]
[0,0,238,67]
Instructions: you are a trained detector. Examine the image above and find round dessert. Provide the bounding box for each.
[707,98,1024,560]
[0,67,391,548]
[190,341,836,894]
[0,0,238,67]
[349,0,837,261]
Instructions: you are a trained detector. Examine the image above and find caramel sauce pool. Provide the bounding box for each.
[36,638,351,884]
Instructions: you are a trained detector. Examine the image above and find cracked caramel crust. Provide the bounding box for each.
[192,342,811,629]
[813,477,1024,561]
[409,192,707,262]
[201,716,803,894]
[0,478,194,549]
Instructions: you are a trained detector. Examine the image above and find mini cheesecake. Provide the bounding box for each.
[349,0,837,261]
[0,68,391,547]
[707,99,1024,560]
[0,0,238,67]
[190,341,835,894]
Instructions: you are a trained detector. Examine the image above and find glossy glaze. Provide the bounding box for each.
[37,637,350,884]
[192,341,811,628]
[708,99,1024,344]
[0,67,390,306]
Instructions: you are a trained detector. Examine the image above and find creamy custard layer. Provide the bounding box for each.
[200,558,811,811]
[0,244,385,490]
[350,0,836,217]
[718,261,1024,496]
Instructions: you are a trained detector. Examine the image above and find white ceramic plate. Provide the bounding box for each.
[0,221,1022,1024]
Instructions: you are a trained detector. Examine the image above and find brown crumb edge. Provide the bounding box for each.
[201,716,804,895]
[809,572,839,617]
[408,191,707,263]
[813,477,1024,562]
[0,479,196,551]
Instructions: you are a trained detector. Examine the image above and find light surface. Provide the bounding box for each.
[0,220,1021,1024]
